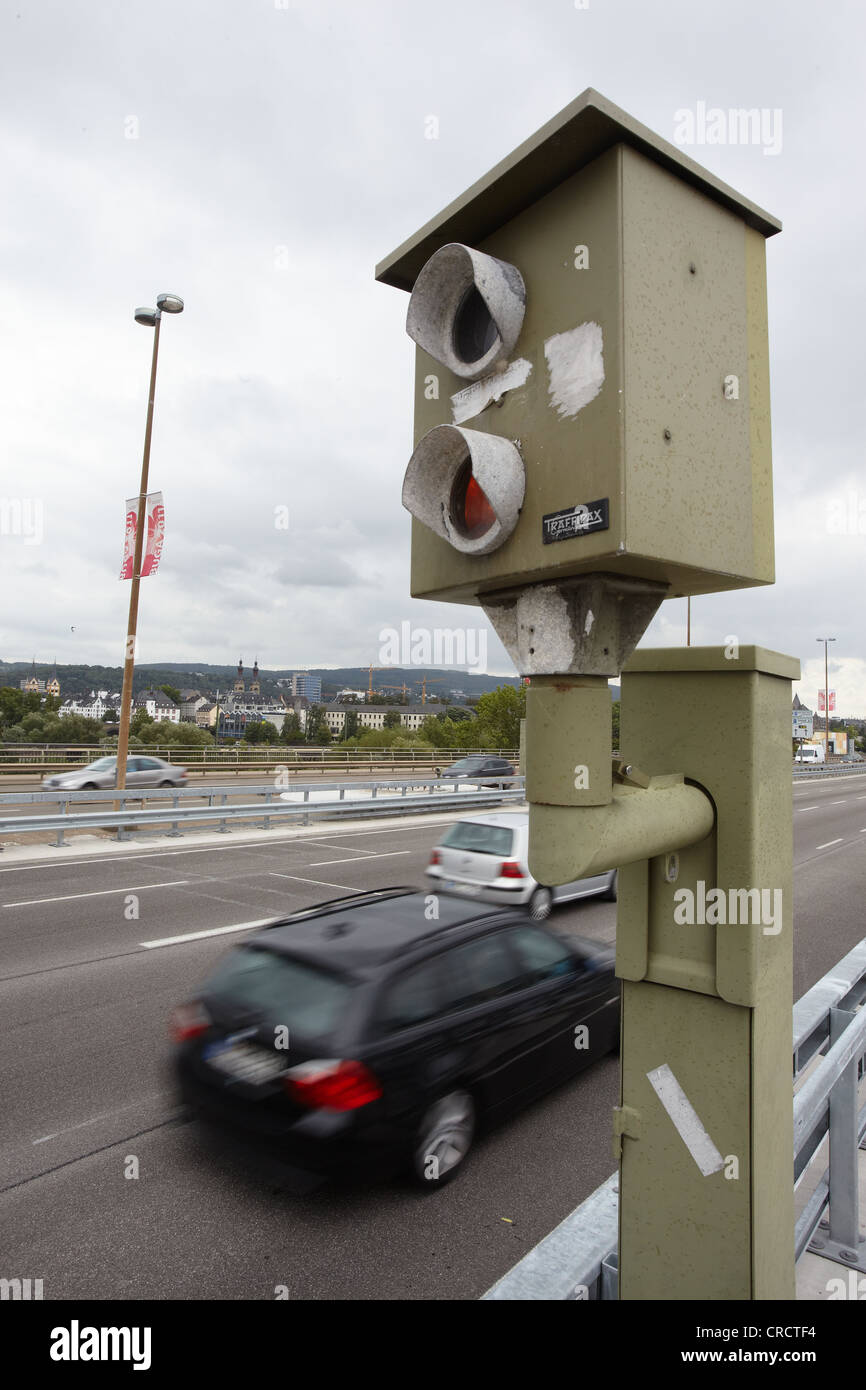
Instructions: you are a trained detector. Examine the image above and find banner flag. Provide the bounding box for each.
[817,690,836,713]
[141,492,165,577]
[119,493,165,579]
[119,498,137,580]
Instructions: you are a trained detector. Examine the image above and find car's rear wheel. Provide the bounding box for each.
[81,782,97,790]
[412,1090,475,1188]
[159,780,174,787]
[529,886,553,921]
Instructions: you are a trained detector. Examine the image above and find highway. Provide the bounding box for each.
[1,772,864,1299]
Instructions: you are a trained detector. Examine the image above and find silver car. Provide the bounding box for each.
[42,756,187,791]
[426,811,617,921]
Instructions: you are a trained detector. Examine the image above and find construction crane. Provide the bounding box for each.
[418,675,446,705]
[366,664,386,699]
[379,682,410,702]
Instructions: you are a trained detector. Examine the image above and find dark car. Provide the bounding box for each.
[438,755,517,788]
[172,888,619,1188]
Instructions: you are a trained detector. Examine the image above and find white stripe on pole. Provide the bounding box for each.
[646,1063,725,1176]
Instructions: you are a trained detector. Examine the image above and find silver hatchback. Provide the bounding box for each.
[42,756,187,791]
[426,811,616,920]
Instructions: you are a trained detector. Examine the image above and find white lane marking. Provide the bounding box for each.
[4,880,189,908]
[829,800,847,805]
[0,845,284,873]
[141,918,277,949]
[646,1063,725,1177]
[268,872,362,893]
[33,1093,167,1143]
[796,806,819,812]
[299,839,379,855]
[816,839,844,850]
[286,820,457,840]
[308,851,412,866]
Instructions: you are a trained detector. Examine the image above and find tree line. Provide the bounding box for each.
[0,683,529,751]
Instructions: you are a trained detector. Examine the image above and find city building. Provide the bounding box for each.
[292,672,322,702]
[322,704,430,737]
[134,689,181,724]
[19,658,60,697]
[58,691,120,721]
[180,693,210,722]
[194,701,217,730]
[216,689,292,738]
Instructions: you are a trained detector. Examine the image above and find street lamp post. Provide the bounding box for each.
[816,636,836,759]
[115,293,184,791]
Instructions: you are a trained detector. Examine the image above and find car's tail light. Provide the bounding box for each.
[500,859,525,879]
[429,849,441,866]
[169,1001,210,1042]
[180,770,188,779]
[283,1059,383,1111]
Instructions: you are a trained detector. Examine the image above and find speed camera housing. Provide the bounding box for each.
[377,89,780,611]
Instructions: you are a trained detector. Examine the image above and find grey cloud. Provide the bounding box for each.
[1,0,864,707]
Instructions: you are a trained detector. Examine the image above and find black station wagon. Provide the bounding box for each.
[172,888,619,1187]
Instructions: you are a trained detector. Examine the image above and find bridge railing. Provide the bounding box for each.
[0,775,526,846]
[483,936,866,1299]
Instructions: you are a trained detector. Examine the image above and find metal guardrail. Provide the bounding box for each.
[484,1174,620,1301]
[483,936,866,1299]
[0,774,522,807]
[792,937,866,1270]
[0,744,520,768]
[0,777,526,846]
[792,763,866,777]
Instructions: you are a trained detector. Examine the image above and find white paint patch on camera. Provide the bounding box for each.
[544,322,605,418]
[451,358,533,424]
[584,608,595,635]
[646,1063,725,1177]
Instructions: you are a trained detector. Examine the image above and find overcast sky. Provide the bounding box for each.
[1,0,863,713]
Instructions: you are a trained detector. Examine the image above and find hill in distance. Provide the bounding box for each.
[0,661,622,703]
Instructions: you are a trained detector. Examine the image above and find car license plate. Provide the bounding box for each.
[445,880,479,895]
[205,1038,286,1085]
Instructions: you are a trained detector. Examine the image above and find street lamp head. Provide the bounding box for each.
[156,292,184,314]
[134,307,158,327]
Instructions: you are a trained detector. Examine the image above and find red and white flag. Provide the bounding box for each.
[817,690,836,713]
[119,492,165,579]
[141,492,165,577]
[119,498,138,580]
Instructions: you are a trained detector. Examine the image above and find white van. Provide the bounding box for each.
[795,744,825,763]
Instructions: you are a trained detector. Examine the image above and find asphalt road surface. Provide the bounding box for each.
[1,774,864,1299]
